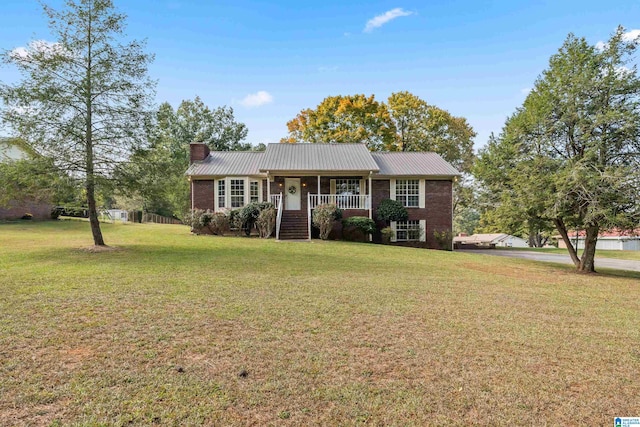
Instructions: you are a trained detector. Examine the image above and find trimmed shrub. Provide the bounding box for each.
[433,230,453,251]
[185,209,214,234]
[312,203,342,240]
[376,199,408,222]
[208,212,229,235]
[239,202,275,236]
[381,226,394,244]
[256,206,276,238]
[228,209,244,236]
[342,216,376,235]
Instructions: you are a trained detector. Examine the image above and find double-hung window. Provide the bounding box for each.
[335,179,360,195]
[250,181,260,203]
[396,179,420,208]
[230,179,245,208]
[395,220,421,241]
[218,180,226,209]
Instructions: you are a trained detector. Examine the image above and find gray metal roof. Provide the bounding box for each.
[185,151,263,176]
[258,143,380,172]
[371,152,461,177]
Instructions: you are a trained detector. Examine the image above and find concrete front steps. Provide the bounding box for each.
[279,210,308,240]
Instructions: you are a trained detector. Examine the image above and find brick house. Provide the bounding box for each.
[0,138,52,220]
[186,143,460,248]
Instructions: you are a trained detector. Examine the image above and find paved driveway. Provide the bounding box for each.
[458,250,640,272]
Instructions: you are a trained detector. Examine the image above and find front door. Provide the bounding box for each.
[285,178,301,210]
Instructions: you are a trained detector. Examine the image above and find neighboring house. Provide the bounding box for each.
[103,209,129,223]
[185,143,460,248]
[453,233,530,249]
[558,230,640,251]
[0,138,52,220]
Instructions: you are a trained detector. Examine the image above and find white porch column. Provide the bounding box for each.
[368,173,373,219]
[369,172,373,242]
[266,171,271,202]
[317,175,321,195]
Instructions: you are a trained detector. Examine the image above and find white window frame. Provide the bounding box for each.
[391,219,426,242]
[216,179,226,210]
[390,179,425,209]
[250,180,260,203]
[215,177,264,211]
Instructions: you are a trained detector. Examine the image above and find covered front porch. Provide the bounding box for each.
[266,175,374,240]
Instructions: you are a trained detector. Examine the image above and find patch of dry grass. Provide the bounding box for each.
[0,220,639,425]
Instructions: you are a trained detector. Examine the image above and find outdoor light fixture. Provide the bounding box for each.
[302,183,307,187]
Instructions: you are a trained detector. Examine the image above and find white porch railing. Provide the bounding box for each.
[272,193,283,239]
[270,193,281,210]
[308,194,370,210]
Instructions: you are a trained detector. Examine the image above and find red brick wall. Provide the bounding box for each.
[258,175,453,249]
[0,200,52,220]
[370,179,452,249]
[192,180,214,211]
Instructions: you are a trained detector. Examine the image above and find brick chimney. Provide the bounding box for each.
[458,233,468,237]
[190,142,210,164]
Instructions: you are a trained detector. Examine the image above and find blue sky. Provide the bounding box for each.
[1,0,638,150]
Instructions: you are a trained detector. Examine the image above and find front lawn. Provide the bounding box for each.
[1,220,638,425]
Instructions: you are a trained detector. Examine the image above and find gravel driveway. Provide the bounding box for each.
[458,250,640,272]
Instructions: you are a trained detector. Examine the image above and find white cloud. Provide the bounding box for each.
[10,40,65,62]
[595,28,640,50]
[622,29,640,42]
[520,87,531,95]
[364,8,413,33]
[240,91,273,108]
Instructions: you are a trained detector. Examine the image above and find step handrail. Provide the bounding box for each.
[275,192,283,240]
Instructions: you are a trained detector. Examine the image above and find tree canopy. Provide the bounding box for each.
[116,97,251,218]
[282,92,476,174]
[475,27,640,271]
[0,0,155,245]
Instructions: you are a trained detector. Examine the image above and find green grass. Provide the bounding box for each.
[1,220,639,426]
[502,246,640,261]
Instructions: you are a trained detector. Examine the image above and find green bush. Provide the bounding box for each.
[342,216,376,235]
[228,209,244,236]
[209,212,229,235]
[51,207,63,220]
[433,230,453,251]
[312,203,342,240]
[256,206,276,238]
[239,202,275,236]
[185,209,212,234]
[381,226,394,244]
[376,199,408,222]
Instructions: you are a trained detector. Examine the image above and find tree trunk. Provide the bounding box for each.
[553,217,580,267]
[579,225,598,273]
[86,175,105,246]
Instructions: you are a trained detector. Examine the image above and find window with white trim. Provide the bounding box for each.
[396,179,419,207]
[335,179,360,195]
[396,220,421,241]
[218,180,226,209]
[250,181,259,203]
[230,179,245,208]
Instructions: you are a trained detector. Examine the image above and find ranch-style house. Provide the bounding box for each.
[186,142,460,248]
